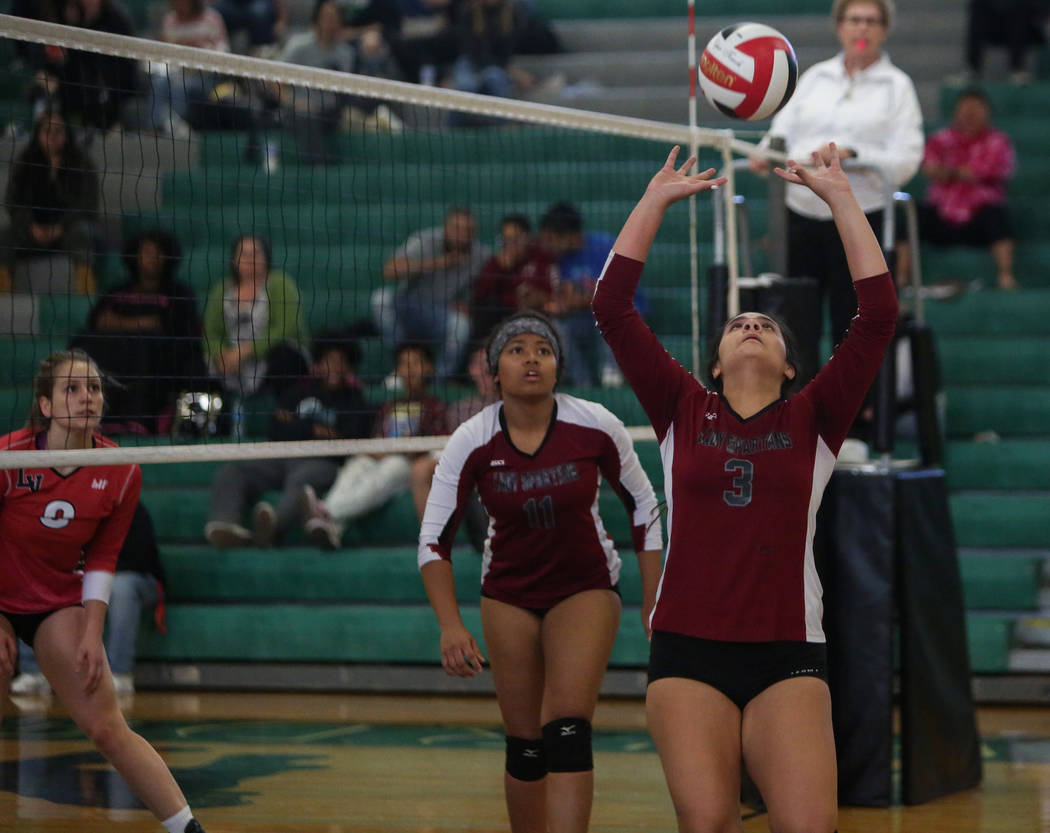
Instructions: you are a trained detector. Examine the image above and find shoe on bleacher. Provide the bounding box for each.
[252,501,278,548]
[305,517,342,551]
[204,521,253,549]
[299,485,328,525]
[10,672,50,696]
[112,673,135,695]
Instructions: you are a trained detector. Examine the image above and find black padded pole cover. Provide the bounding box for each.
[895,469,982,804]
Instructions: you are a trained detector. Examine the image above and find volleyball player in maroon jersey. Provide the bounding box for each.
[593,145,897,833]
[0,350,207,833]
[418,312,662,833]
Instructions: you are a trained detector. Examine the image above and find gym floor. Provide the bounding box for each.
[1,692,1049,832]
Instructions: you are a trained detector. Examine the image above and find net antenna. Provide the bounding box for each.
[0,14,754,470]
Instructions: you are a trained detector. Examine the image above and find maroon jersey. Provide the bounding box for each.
[593,253,897,642]
[418,394,662,609]
[0,428,141,614]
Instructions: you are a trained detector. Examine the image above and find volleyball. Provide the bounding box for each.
[698,22,798,121]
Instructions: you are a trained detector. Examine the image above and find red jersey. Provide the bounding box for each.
[593,253,897,642]
[0,428,142,614]
[418,394,662,609]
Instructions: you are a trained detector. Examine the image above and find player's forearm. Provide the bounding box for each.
[421,559,466,631]
[827,191,888,283]
[82,600,108,640]
[612,194,667,263]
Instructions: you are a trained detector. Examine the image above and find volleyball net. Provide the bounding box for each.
[0,14,758,470]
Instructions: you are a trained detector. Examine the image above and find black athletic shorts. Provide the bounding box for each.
[482,584,621,618]
[648,630,828,711]
[0,608,64,648]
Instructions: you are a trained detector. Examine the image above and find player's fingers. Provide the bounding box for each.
[676,155,699,175]
[664,145,680,168]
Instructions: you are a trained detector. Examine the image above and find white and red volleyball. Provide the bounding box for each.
[698,22,798,121]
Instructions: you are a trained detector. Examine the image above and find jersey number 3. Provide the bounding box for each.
[723,459,753,507]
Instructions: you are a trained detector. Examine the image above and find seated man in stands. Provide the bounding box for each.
[0,110,99,294]
[205,335,372,548]
[371,206,489,380]
[300,341,447,550]
[539,201,640,386]
[278,0,356,162]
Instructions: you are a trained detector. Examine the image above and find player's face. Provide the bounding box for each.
[714,313,794,386]
[496,333,557,398]
[836,1,887,59]
[41,360,104,434]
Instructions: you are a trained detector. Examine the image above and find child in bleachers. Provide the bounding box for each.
[204,335,372,548]
[300,341,447,549]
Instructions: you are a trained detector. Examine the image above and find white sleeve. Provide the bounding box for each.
[598,408,663,552]
[850,71,924,187]
[417,416,486,569]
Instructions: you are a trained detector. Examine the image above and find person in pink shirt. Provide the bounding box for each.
[914,87,1017,290]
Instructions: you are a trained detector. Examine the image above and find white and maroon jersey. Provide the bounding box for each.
[593,253,898,642]
[0,428,142,614]
[418,394,662,609]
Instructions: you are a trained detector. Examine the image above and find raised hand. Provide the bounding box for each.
[644,146,728,209]
[773,141,853,204]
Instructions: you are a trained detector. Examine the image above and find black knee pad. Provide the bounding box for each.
[542,717,593,773]
[505,735,547,781]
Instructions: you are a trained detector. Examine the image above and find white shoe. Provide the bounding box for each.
[600,364,624,388]
[10,672,50,695]
[837,438,870,464]
[204,521,253,549]
[305,517,342,551]
[299,484,326,525]
[252,501,278,548]
[112,673,135,695]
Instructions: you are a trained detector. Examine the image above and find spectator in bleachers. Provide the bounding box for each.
[901,87,1017,290]
[409,346,496,550]
[372,206,489,380]
[334,0,403,75]
[204,335,372,548]
[203,233,310,397]
[71,229,207,434]
[24,0,140,130]
[749,0,923,383]
[300,341,447,549]
[448,0,534,116]
[538,201,627,387]
[469,213,555,350]
[0,109,99,294]
[960,0,1047,84]
[149,0,231,138]
[278,0,355,162]
[10,502,166,697]
[214,0,288,54]
[388,0,462,84]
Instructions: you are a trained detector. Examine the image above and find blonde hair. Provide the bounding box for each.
[832,0,894,29]
[26,349,104,431]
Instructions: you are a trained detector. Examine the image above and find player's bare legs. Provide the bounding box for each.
[541,588,621,833]
[742,677,838,833]
[0,615,15,715]
[33,607,189,819]
[646,678,744,833]
[482,597,547,833]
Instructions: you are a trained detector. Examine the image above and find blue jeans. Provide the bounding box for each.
[372,285,470,379]
[149,68,214,129]
[18,572,160,675]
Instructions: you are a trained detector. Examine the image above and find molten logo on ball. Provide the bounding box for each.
[698,22,798,122]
